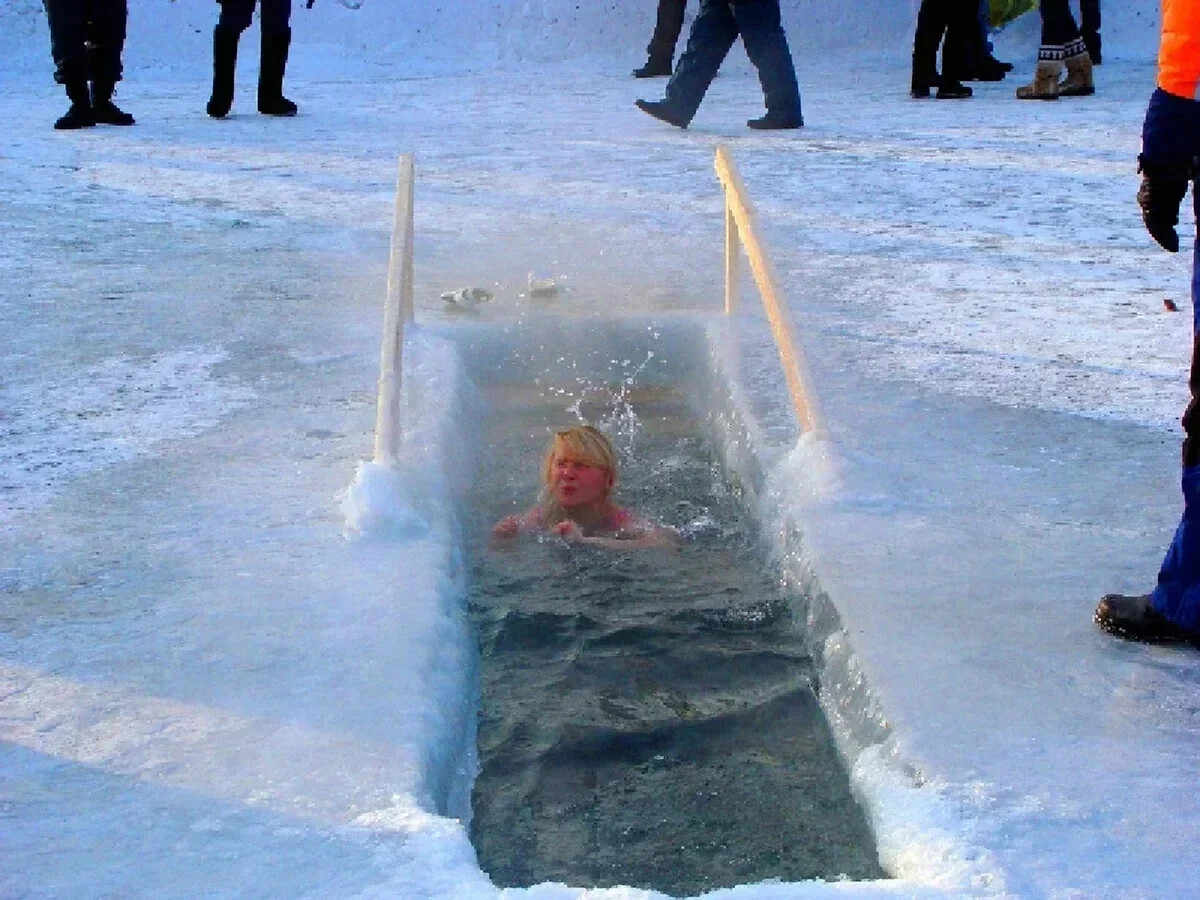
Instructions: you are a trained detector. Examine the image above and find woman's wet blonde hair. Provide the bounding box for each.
[538,425,618,524]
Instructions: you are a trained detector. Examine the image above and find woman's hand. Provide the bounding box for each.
[492,516,521,539]
[552,520,584,541]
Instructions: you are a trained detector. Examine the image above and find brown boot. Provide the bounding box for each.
[1058,38,1094,97]
[1016,58,1062,100]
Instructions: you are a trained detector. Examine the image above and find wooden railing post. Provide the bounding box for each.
[713,144,827,439]
[724,201,739,315]
[373,153,415,464]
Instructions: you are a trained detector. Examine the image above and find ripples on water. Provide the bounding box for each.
[468,386,883,895]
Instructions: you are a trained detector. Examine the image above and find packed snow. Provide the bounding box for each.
[1,1,1196,898]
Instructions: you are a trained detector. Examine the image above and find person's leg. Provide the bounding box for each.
[1151,185,1200,633]
[732,0,802,126]
[42,0,94,128]
[1040,0,1081,46]
[1080,0,1100,63]
[209,1,254,117]
[257,0,297,115]
[644,0,688,67]
[216,0,255,33]
[1016,2,1076,99]
[86,0,133,124]
[911,0,949,96]
[43,0,87,87]
[639,0,737,126]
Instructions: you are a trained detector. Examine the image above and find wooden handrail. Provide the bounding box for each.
[373,153,415,463]
[713,145,827,438]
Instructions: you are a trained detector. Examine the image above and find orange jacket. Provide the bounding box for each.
[1160,0,1200,99]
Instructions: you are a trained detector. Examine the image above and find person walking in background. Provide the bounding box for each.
[207,0,301,118]
[1095,0,1200,646]
[633,0,687,78]
[43,0,135,130]
[910,0,975,99]
[634,0,802,130]
[1015,0,1094,99]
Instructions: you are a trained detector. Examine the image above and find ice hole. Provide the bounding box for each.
[445,315,886,894]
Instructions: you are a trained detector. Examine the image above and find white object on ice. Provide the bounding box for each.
[440,286,493,309]
[527,272,559,297]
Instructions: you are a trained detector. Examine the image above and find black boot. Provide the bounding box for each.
[258,27,298,117]
[747,112,802,130]
[91,80,135,125]
[634,98,689,129]
[54,79,96,130]
[936,79,972,99]
[207,26,240,118]
[632,56,673,78]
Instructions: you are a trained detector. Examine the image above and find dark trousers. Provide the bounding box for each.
[43,0,126,86]
[1079,0,1099,37]
[217,0,292,35]
[665,0,801,123]
[646,0,688,62]
[1038,0,1081,46]
[914,0,978,83]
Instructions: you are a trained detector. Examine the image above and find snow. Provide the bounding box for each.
[1,1,1196,898]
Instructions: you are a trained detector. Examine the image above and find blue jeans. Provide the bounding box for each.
[664,0,801,124]
[43,0,126,85]
[1152,183,1200,630]
[217,0,291,35]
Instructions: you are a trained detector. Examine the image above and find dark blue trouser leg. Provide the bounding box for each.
[1079,0,1099,38]
[1152,182,1200,631]
[733,0,801,121]
[647,0,688,62]
[1038,0,1081,45]
[85,0,126,85]
[217,0,256,34]
[218,0,289,35]
[664,0,738,122]
[45,0,124,85]
[44,0,88,84]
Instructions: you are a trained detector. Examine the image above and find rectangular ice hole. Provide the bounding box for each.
[443,315,887,895]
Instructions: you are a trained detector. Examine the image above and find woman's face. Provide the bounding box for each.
[549,454,612,509]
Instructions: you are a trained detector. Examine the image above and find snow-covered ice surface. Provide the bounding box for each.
[1,1,1196,898]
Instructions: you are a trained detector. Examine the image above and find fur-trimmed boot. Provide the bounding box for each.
[1058,37,1095,97]
[258,27,298,117]
[54,79,96,130]
[1015,50,1062,100]
[207,26,240,118]
[91,79,135,125]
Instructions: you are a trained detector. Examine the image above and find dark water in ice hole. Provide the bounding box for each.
[467,384,884,895]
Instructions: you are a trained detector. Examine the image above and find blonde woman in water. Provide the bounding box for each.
[492,425,676,549]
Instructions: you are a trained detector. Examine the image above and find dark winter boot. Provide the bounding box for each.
[632,56,673,78]
[1094,594,1200,646]
[207,26,240,118]
[90,80,135,125]
[54,79,96,130]
[634,98,690,129]
[936,79,972,99]
[258,27,298,117]
[747,112,802,130]
[910,53,937,99]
